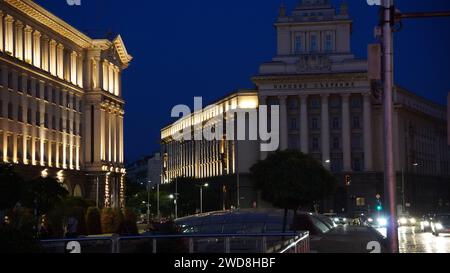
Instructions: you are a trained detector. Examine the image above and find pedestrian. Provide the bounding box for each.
[65,217,79,239]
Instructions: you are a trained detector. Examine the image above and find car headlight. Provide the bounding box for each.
[334,218,339,222]
[409,218,417,224]
[435,223,444,230]
[342,218,347,222]
[399,218,408,225]
[378,218,388,227]
[368,218,374,223]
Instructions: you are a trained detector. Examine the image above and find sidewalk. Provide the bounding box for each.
[310,226,388,253]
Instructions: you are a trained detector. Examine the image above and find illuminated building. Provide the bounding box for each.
[0,0,131,208]
[161,0,450,214]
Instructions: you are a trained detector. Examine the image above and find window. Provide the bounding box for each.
[352,116,361,129]
[351,97,362,108]
[59,92,63,106]
[27,108,32,124]
[7,72,13,89]
[325,33,333,52]
[310,98,320,109]
[44,86,49,101]
[353,158,363,172]
[36,111,40,126]
[312,137,320,151]
[332,137,340,150]
[27,79,32,95]
[294,34,302,54]
[18,106,23,122]
[35,82,40,98]
[52,89,56,104]
[18,75,23,92]
[311,118,319,130]
[351,134,362,149]
[330,97,341,108]
[356,197,366,207]
[59,118,63,130]
[290,118,298,130]
[310,34,318,52]
[44,113,49,128]
[66,119,70,132]
[288,98,298,109]
[332,117,340,129]
[7,103,13,119]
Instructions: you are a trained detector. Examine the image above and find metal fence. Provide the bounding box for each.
[40,232,309,254]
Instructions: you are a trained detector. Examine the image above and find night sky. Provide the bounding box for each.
[34,0,450,163]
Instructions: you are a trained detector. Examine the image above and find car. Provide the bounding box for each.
[323,213,349,226]
[419,214,434,233]
[430,214,450,236]
[398,215,418,227]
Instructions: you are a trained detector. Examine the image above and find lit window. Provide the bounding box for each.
[356,197,365,207]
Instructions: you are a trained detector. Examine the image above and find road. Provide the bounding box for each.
[376,226,450,253]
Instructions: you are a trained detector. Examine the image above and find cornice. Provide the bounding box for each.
[4,0,132,66]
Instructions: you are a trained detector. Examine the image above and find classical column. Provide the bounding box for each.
[33,31,41,68]
[14,20,24,60]
[102,60,109,91]
[363,93,374,171]
[279,96,288,150]
[259,96,268,160]
[4,15,14,54]
[0,11,4,52]
[41,36,49,72]
[70,51,77,85]
[342,94,352,172]
[300,94,309,154]
[49,40,57,76]
[56,43,64,79]
[77,53,83,88]
[321,94,330,168]
[24,26,33,64]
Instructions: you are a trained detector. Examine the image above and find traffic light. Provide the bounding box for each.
[345,175,352,186]
[376,199,383,211]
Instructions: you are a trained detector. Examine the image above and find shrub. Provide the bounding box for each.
[101,208,123,234]
[86,207,102,235]
[120,208,138,236]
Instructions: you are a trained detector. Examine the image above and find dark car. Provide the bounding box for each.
[431,214,450,236]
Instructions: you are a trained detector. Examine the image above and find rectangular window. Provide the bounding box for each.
[332,137,340,150]
[36,111,40,126]
[356,197,365,207]
[352,116,361,129]
[18,106,23,122]
[294,34,302,54]
[310,34,318,52]
[325,33,333,52]
[27,108,32,124]
[7,103,13,120]
[290,118,298,130]
[332,117,340,130]
[18,75,23,92]
[312,137,320,151]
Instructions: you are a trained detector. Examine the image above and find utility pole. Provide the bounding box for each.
[381,0,399,253]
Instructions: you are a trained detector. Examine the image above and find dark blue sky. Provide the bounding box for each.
[35,0,450,163]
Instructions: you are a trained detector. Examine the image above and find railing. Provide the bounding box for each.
[40,232,310,254]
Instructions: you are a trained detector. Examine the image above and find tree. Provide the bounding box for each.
[0,164,24,211]
[250,150,337,232]
[21,177,69,216]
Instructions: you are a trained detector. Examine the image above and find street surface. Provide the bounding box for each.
[376,227,450,253]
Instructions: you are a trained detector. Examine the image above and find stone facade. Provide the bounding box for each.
[0,0,132,208]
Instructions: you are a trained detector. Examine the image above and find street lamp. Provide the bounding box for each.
[146,181,152,225]
[196,183,209,214]
[168,193,179,219]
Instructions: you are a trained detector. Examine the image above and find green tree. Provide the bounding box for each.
[21,177,69,216]
[250,150,337,232]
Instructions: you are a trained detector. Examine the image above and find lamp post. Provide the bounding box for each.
[197,183,209,214]
[146,180,151,225]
